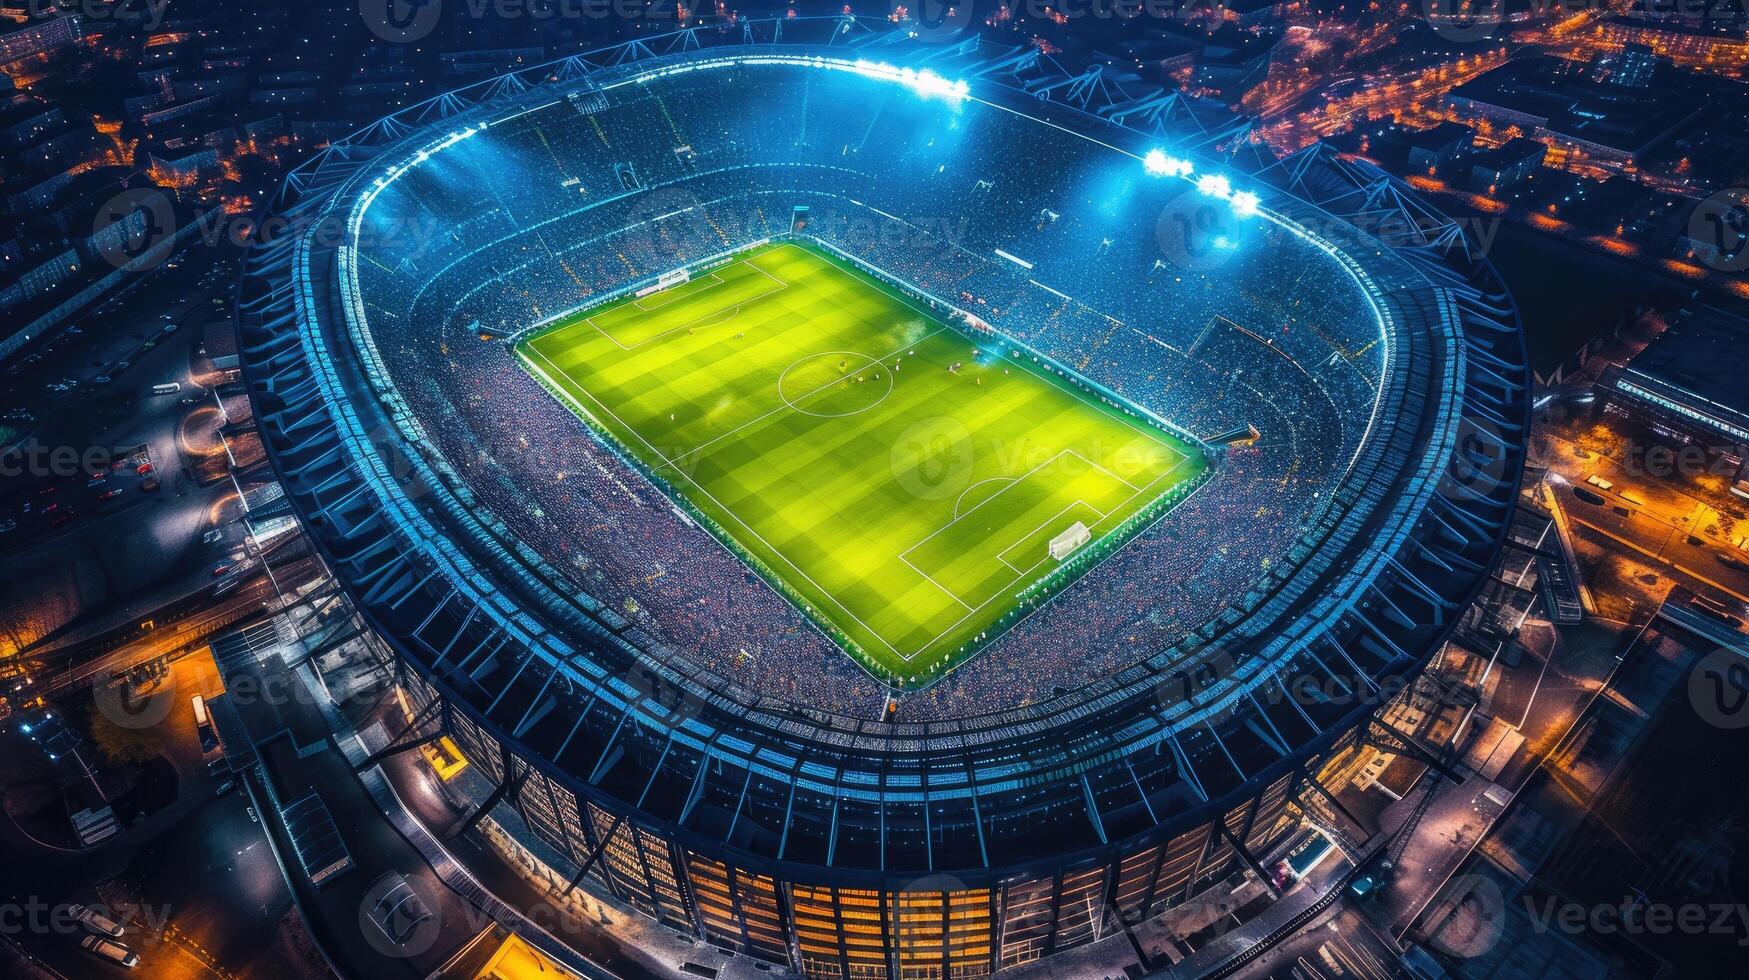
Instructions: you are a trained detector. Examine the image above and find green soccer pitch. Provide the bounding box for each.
[516,241,1207,685]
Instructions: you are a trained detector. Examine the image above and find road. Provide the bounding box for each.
[1549,477,1749,605]
[0,651,320,980]
[1237,908,1409,980]
[31,550,324,696]
[0,243,253,673]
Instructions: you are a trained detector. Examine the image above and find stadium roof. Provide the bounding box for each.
[236,16,1530,880]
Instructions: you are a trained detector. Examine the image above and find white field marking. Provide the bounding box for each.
[583,258,790,351]
[895,552,978,612]
[900,450,1097,564]
[898,449,1120,598]
[884,444,1197,663]
[530,331,916,663]
[531,244,1203,667]
[953,477,1014,520]
[1082,452,1145,493]
[522,343,683,471]
[775,352,894,419]
[994,501,1110,576]
[628,271,725,311]
[655,323,952,474]
[895,449,1101,612]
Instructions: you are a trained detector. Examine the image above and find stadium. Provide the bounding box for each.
[238,17,1530,980]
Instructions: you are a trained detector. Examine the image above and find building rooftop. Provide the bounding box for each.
[1468,136,1546,171]
[1447,55,1710,158]
[1619,308,1749,440]
[1403,121,1475,153]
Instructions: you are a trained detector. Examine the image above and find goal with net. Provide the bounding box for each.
[1049,521,1092,561]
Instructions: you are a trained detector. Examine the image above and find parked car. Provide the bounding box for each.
[362,873,435,949]
[68,903,124,938]
[79,935,139,968]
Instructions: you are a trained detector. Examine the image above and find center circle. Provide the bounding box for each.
[777,351,893,418]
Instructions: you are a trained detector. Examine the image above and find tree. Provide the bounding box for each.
[87,709,165,766]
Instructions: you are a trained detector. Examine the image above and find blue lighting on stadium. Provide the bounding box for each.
[850,60,970,102]
[1142,149,1193,178]
[1196,173,1233,199]
[239,30,1529,980]
[1145,151,1257,217]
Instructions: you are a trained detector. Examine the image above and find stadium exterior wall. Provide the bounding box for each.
[236,18,1531,980]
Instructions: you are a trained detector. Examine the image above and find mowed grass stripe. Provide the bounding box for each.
[518,241,1206,681]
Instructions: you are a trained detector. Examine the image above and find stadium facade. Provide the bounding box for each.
[239,18,1530,979]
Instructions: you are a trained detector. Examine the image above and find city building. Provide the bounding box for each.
[1604,305,1749,454]
[1598,14,1749,75]
[1444,55,1707,173]
[1465,137,1548,193]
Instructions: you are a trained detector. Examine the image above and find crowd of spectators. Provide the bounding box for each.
[345,61,1390,721]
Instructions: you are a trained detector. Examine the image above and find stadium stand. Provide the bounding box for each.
[237,21,1530,980]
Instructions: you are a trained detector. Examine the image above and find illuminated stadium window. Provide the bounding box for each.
[1616,379,1749,443]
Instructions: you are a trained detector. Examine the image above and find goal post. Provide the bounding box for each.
[637,268,691,297]
[1049,521,1092,561]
